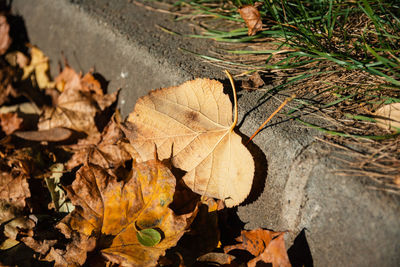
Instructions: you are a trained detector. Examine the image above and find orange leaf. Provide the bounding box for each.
[54,64,81,92]
[55,65,103,95]
[81,71,103,95]
[0,113,22,135]
[248,233,291,267]
[224,228,281,257]
[239,3,263,36]
[50,159,197,266]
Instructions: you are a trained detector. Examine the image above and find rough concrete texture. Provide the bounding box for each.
[12,0,400,266]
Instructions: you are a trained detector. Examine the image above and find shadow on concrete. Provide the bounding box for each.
[288,229,314,267]
[5,0,30,55]
[238,130,268,206]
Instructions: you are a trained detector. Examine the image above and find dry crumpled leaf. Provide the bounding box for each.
[242,72,265,90]
[0,112,23,135]
[45,163,74,213]
[0,216,36,250]
[55,65,103,95]
[0,161,33,250]
[248,234,291,267]
[66,112,131,170]
[5,51,29,68]
[375,103,400,132]
[224,229,291,267]
[46,159,196,266]
[81,71,103,95]
[0,58,18,106]
[0,15,11,55]
[3,216,35,240]
[124,78,254,207]
[38,66,118,138]
[22,46,54,89]
[197,252,235,265]
[239,2,264,36]
[0,167,30,212]
[54,64,81,93]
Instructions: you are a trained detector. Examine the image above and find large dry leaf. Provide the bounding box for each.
[49,160,196,266]
[125,78,254,207]
[375,103,400,132]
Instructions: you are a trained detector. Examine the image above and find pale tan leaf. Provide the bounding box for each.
[375,103,400,132]
[0,102,40,115]
[14,128,73,142]
[125,78,254,207]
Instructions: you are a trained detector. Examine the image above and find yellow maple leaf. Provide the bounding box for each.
[48,159,196,266]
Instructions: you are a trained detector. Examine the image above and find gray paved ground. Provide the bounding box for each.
[12,0,400,266]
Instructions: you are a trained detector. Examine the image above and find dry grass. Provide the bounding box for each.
[145,0,400,189]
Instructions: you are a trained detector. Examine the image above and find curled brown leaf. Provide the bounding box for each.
[0,113,23,135]
[239,3,264,36]
[0,15,11,55]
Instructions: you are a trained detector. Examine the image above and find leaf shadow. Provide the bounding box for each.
[287,229,314,267]
[235,130,267,206]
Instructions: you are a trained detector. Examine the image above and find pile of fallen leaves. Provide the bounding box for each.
[0,13,292,266]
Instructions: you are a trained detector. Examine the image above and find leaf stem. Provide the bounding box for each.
[247,94,296,144]
[225,70,238,130]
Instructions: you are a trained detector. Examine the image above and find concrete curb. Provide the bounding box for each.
[12,0,400,266]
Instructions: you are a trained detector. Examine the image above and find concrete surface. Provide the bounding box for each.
[11,0,400,266]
